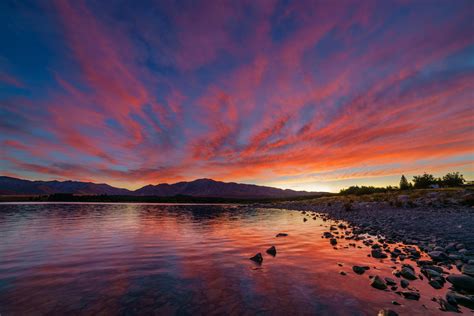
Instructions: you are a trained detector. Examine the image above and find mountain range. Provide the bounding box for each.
[0,176,320,198]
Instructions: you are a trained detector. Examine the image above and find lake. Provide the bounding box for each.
[0,203,454,315]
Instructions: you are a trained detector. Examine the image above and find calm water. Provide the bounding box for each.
[0,203,454,315]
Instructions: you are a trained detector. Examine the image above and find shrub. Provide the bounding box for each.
[412,173,437,189]
[441,172,465,187]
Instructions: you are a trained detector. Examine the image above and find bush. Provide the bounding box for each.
[339,185,397,196]
[412,173,437,189]
[441,172,465,187]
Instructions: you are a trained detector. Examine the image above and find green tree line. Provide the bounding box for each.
[340,172,466,195]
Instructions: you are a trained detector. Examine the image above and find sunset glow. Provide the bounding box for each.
[1,0,473,191]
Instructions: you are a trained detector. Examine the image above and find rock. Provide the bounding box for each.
[303,218,307,222]
[447,291,474,309]
[438,298,460,313]
[400,280,409,288]
[400,291,420,300]
[391,301,401,305]
[340,271,347,276]
[400,267,417,280]
[330,238,337,246]
[462,264,474,277]
[422,268,441,279]
[372,249,388,259]
[323,232,333,238]
[371,276,387,290]
[275,233,288,237]
[428,251,448,262]
[447,274,474,292]
[378,309,398,316]
[250,253,263,264]
[385,278,397,286]
[266,246,276,256]
[352,266,368,275]
[428,280,443,289]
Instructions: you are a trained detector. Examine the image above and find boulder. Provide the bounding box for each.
[266,246,276,256]
[250,253,263,264]
[400,267,417,280]
[371,276,387,290]
[447,274,474,292]
[378,309,398,316]
[275,233,288,237]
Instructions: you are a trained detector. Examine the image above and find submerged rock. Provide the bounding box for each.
[372,249,388,259]
[371,276,387,290]
[400,280,409,288]
[400,267,417,280]
[250,253,263,264]
[447,274,474,292]
[352,266,368,275]
[275,233,288,237]
[266,246,277,256]
[438,298,460,313]
[400,291,420,300]
[385,277,397,286]
[428,280,443,289]
[446,291,474,309]
[330,238,338,246]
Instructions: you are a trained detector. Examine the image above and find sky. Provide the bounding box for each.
[0,0,473,192]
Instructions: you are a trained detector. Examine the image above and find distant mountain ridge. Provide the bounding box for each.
[0,176,321,198]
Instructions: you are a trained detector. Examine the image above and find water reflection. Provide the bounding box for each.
[0,204,453,315]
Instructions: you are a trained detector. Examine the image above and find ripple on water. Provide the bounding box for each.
[0,204,468,315]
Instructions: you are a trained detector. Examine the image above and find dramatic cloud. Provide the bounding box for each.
[1,0,473,191]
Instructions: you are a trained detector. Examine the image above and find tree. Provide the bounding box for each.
[442,172,465,187]
[399,175,410,190]
[412,173,437,189]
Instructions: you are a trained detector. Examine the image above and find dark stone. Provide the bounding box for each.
[372,249,388,259]
[385,277,397,286]
[340,271,347,276]
[371,275,387,290]
[352,266,367,275]
[275,233,288,237]
[400,280,409,288]
[266,246,276,256]
[438,298,460,313]
[447,274,474,292]
[330,238,337,246]
[250,253,263,264]
[400,291,420,300]
[400,267,417,280]
[428,280,443,289]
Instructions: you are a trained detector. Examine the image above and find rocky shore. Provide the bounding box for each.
[257,188,474,313]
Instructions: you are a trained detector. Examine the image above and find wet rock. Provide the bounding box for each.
[385,277,397,286]
[462,264,474,277]
[428,280,443,289]
[250,253,263,264]
[275,233,288,237]
[448,291,474,309]
[438,298,460,313]
[446,274,474,292]
[400,267,417,280]
[377,309,398,316]
[340,271,347,276]
[428,251,448,262]
[352,266,368,275]
[266,246,276,256]
[372,249,388,259]
[330,238,337,246]
[323,232,333,238]
[400,291,420,300]
[371,276,387,290]
[391,301,401,305]
[400,280,409,288]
